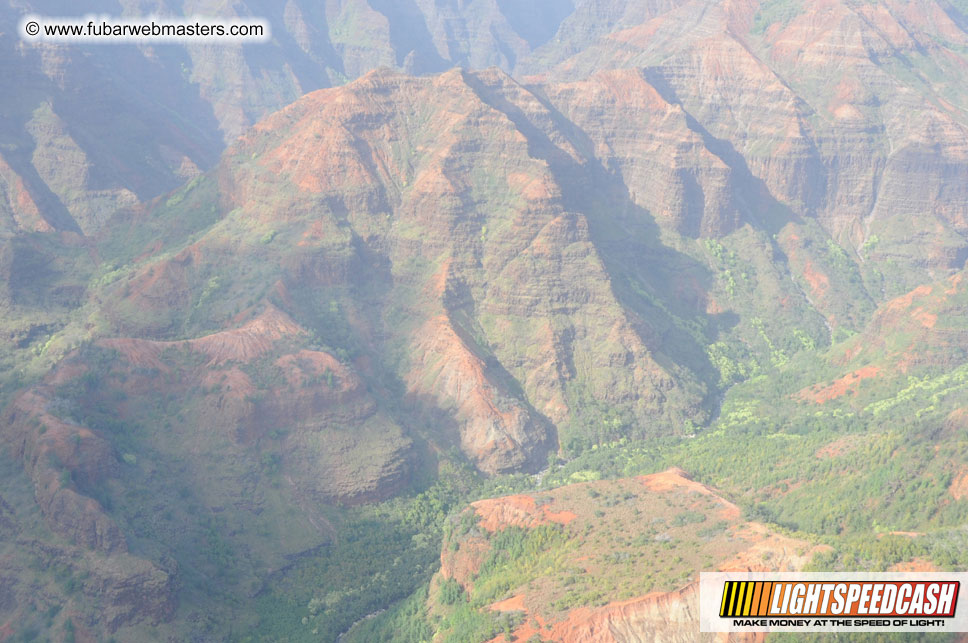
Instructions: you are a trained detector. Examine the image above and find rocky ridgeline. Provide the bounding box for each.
[2,1,968,635]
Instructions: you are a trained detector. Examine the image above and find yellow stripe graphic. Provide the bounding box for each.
[721,581,776,617]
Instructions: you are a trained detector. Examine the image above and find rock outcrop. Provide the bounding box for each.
[3,389,125,554]
[436,468,825,642]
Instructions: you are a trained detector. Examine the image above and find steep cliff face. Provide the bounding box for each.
[7,305,413,511]
[541,68,743,239]
[0,0,682,239]
[0,443,175,635]
[0,15,219,237]
[3,364,125,554]
[408,314,554,474]
[226,67,712,462]
[5,0,968,270]
[792,268,968,407]
[432,468,822,642]
[6,7,968,555]
[0,304,413,633]
[509,584,767,643]
[545,0,968,294]
[4,2,968,637]
[6,0,968,381]
[50,67,703,476]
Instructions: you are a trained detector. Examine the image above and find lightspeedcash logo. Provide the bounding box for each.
[701,572,968,633]
[720,580,957,618]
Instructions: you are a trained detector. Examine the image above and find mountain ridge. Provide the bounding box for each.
[4,0,968,639]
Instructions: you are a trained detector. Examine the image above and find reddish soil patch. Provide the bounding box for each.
[298,220,326,246]
[507,171,555,201]
[489,594,527,613]
[947,407,968,425]
[0,155,48,231]
[472,494,578,532]
[761,477,806,498]
[889,558,938,572]
[950,469,968,500]
[125,257,190,312]
[428,258,453,298]
[912,308,938,328]
[270,280,294,310]
[815,435,863,459]
[799,365,880,403]
[946,273,963,295]
[408,313,546,474]
[101,306,305,370]
[190,305,304,365]
[493,582,767,643]
[275,349,348,390]
[720,523,830,572]
[885,284,933,312]
[485,613,550,643]
[439,536,490,590]
[46,361,91,386]
[705,296,725,315]
[99,338,167,370]
[638,467,741,520]
[943,409,968,439]
[802,259,830,298]
[832,104,864,120]
[544,508,578,525]
[451,470,828,643]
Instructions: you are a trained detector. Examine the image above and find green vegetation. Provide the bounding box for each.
[31,240,968,640]
[342,584,434,643]
[5,23,968,641]
[752,0,804,35]
[427,525,570,641]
